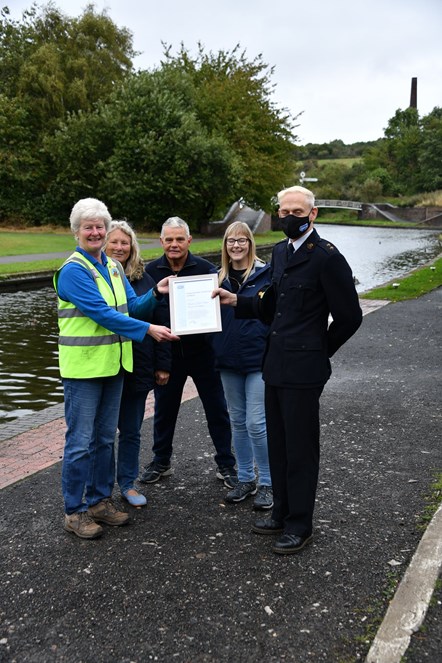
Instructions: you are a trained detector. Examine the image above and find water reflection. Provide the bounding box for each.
[312,225,441,292]
[0,225,440,424]
[0,288,63,423]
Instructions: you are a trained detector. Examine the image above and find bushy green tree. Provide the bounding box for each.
[160,44,298,210]
[40,46,298,230]
[0,2,135,221]
[42,69,243,230]
[1,10,298,227]
[417,107,442,192]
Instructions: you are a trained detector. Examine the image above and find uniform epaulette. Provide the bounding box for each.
[317,239,339,255]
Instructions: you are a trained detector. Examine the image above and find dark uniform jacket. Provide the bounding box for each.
[236,229,362,389]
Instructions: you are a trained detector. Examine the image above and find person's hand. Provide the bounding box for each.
[155,370,170,386]
[212,287,237,307]
[157,275,177,295]
[147,325,180,342]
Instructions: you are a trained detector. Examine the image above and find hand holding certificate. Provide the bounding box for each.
[169,274,222,335]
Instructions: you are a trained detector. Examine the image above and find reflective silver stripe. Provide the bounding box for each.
[58,305,119,318]
[59,334,132,346]
[116,304,128,313]
[58,308,87,319]
[58,334,120,347]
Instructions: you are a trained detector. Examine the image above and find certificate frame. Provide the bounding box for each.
[169,273,222,336]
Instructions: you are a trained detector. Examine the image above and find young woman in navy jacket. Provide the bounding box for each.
[213,222,273,510]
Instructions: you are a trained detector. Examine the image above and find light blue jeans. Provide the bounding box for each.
[219,370,271,486]
[61,373,123,514]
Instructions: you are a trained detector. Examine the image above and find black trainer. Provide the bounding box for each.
[253,485,273,510]
[225,481,257,503]
[216,466,238,489]
[139,461,172,484]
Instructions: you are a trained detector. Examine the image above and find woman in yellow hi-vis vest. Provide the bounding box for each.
[54,198,179,540]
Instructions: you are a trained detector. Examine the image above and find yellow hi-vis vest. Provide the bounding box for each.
[53,251,133,379]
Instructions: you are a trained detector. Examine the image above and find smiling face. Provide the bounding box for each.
[225,234,251,269]
[77,218,107,258]
[105,228,132,268]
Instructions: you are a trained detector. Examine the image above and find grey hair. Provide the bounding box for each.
[160,216,191,238]
[105,220,144,281]
[70,198,112,235]
[277,185,315,208]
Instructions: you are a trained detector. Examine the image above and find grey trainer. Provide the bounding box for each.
[140,461,172,484]
[225,481,257,503]
[216,466,238,489]
[253,485,274,510]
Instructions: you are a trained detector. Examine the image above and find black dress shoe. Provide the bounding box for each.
[251,517,284,535]
[273,533,313,555]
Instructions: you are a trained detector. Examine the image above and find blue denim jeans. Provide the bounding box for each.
[219,370,271,485]
[116,387,150,493]
[61,373,123,514]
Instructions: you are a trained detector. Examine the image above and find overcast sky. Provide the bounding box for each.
[8,0,442,145]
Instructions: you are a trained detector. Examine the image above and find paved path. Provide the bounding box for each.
[1,294,441,662]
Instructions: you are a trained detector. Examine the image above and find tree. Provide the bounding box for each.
[1,3,135,122]
[160,44,298,211]
[0,2,136,221]
[40,45,300,230]
[363,108,421,195]
[418,107,442,192]
[41,69,243,230]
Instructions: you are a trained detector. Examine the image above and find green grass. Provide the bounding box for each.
[316,157,362,167]
[360,257,442,301]
[417,473,442,530]
[0,230,76,255]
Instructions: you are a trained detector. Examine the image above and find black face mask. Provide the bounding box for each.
[280,212,311,239]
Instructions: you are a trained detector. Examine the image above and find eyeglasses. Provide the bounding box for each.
[226,238,249,246]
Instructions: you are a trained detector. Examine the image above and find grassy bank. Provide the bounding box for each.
[360,256,442,301]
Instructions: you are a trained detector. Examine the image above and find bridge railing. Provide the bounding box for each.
[316,199,363,211]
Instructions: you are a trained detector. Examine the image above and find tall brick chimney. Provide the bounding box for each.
[410,77,417,108]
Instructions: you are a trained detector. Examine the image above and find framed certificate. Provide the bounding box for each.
[169,273,222,336]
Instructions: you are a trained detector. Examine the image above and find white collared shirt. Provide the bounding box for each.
[288,226,315,253]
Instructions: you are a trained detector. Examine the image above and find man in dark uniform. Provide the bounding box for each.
[140,217,237,489]
[213,186,362,554]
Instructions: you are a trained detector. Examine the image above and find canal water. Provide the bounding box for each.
[0,225,440,424]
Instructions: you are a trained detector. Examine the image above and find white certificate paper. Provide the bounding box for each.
[169,273,222,336]
[169,274,222,336]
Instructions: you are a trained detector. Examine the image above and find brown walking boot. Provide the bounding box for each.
[64,512,103,539]
[88,498,129,526]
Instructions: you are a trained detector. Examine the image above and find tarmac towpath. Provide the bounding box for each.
[0,291,441,662]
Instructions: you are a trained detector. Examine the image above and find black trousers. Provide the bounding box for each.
[265,384,323,537]
[152,351,234,469]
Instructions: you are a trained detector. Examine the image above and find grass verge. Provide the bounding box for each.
[360,256,442,301]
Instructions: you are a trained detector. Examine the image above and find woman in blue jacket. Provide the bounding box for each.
[105,220,171,507]
[214,222,273,510]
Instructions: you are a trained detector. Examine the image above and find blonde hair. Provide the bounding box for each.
[218,221,257,286]
[105,220,144,281]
